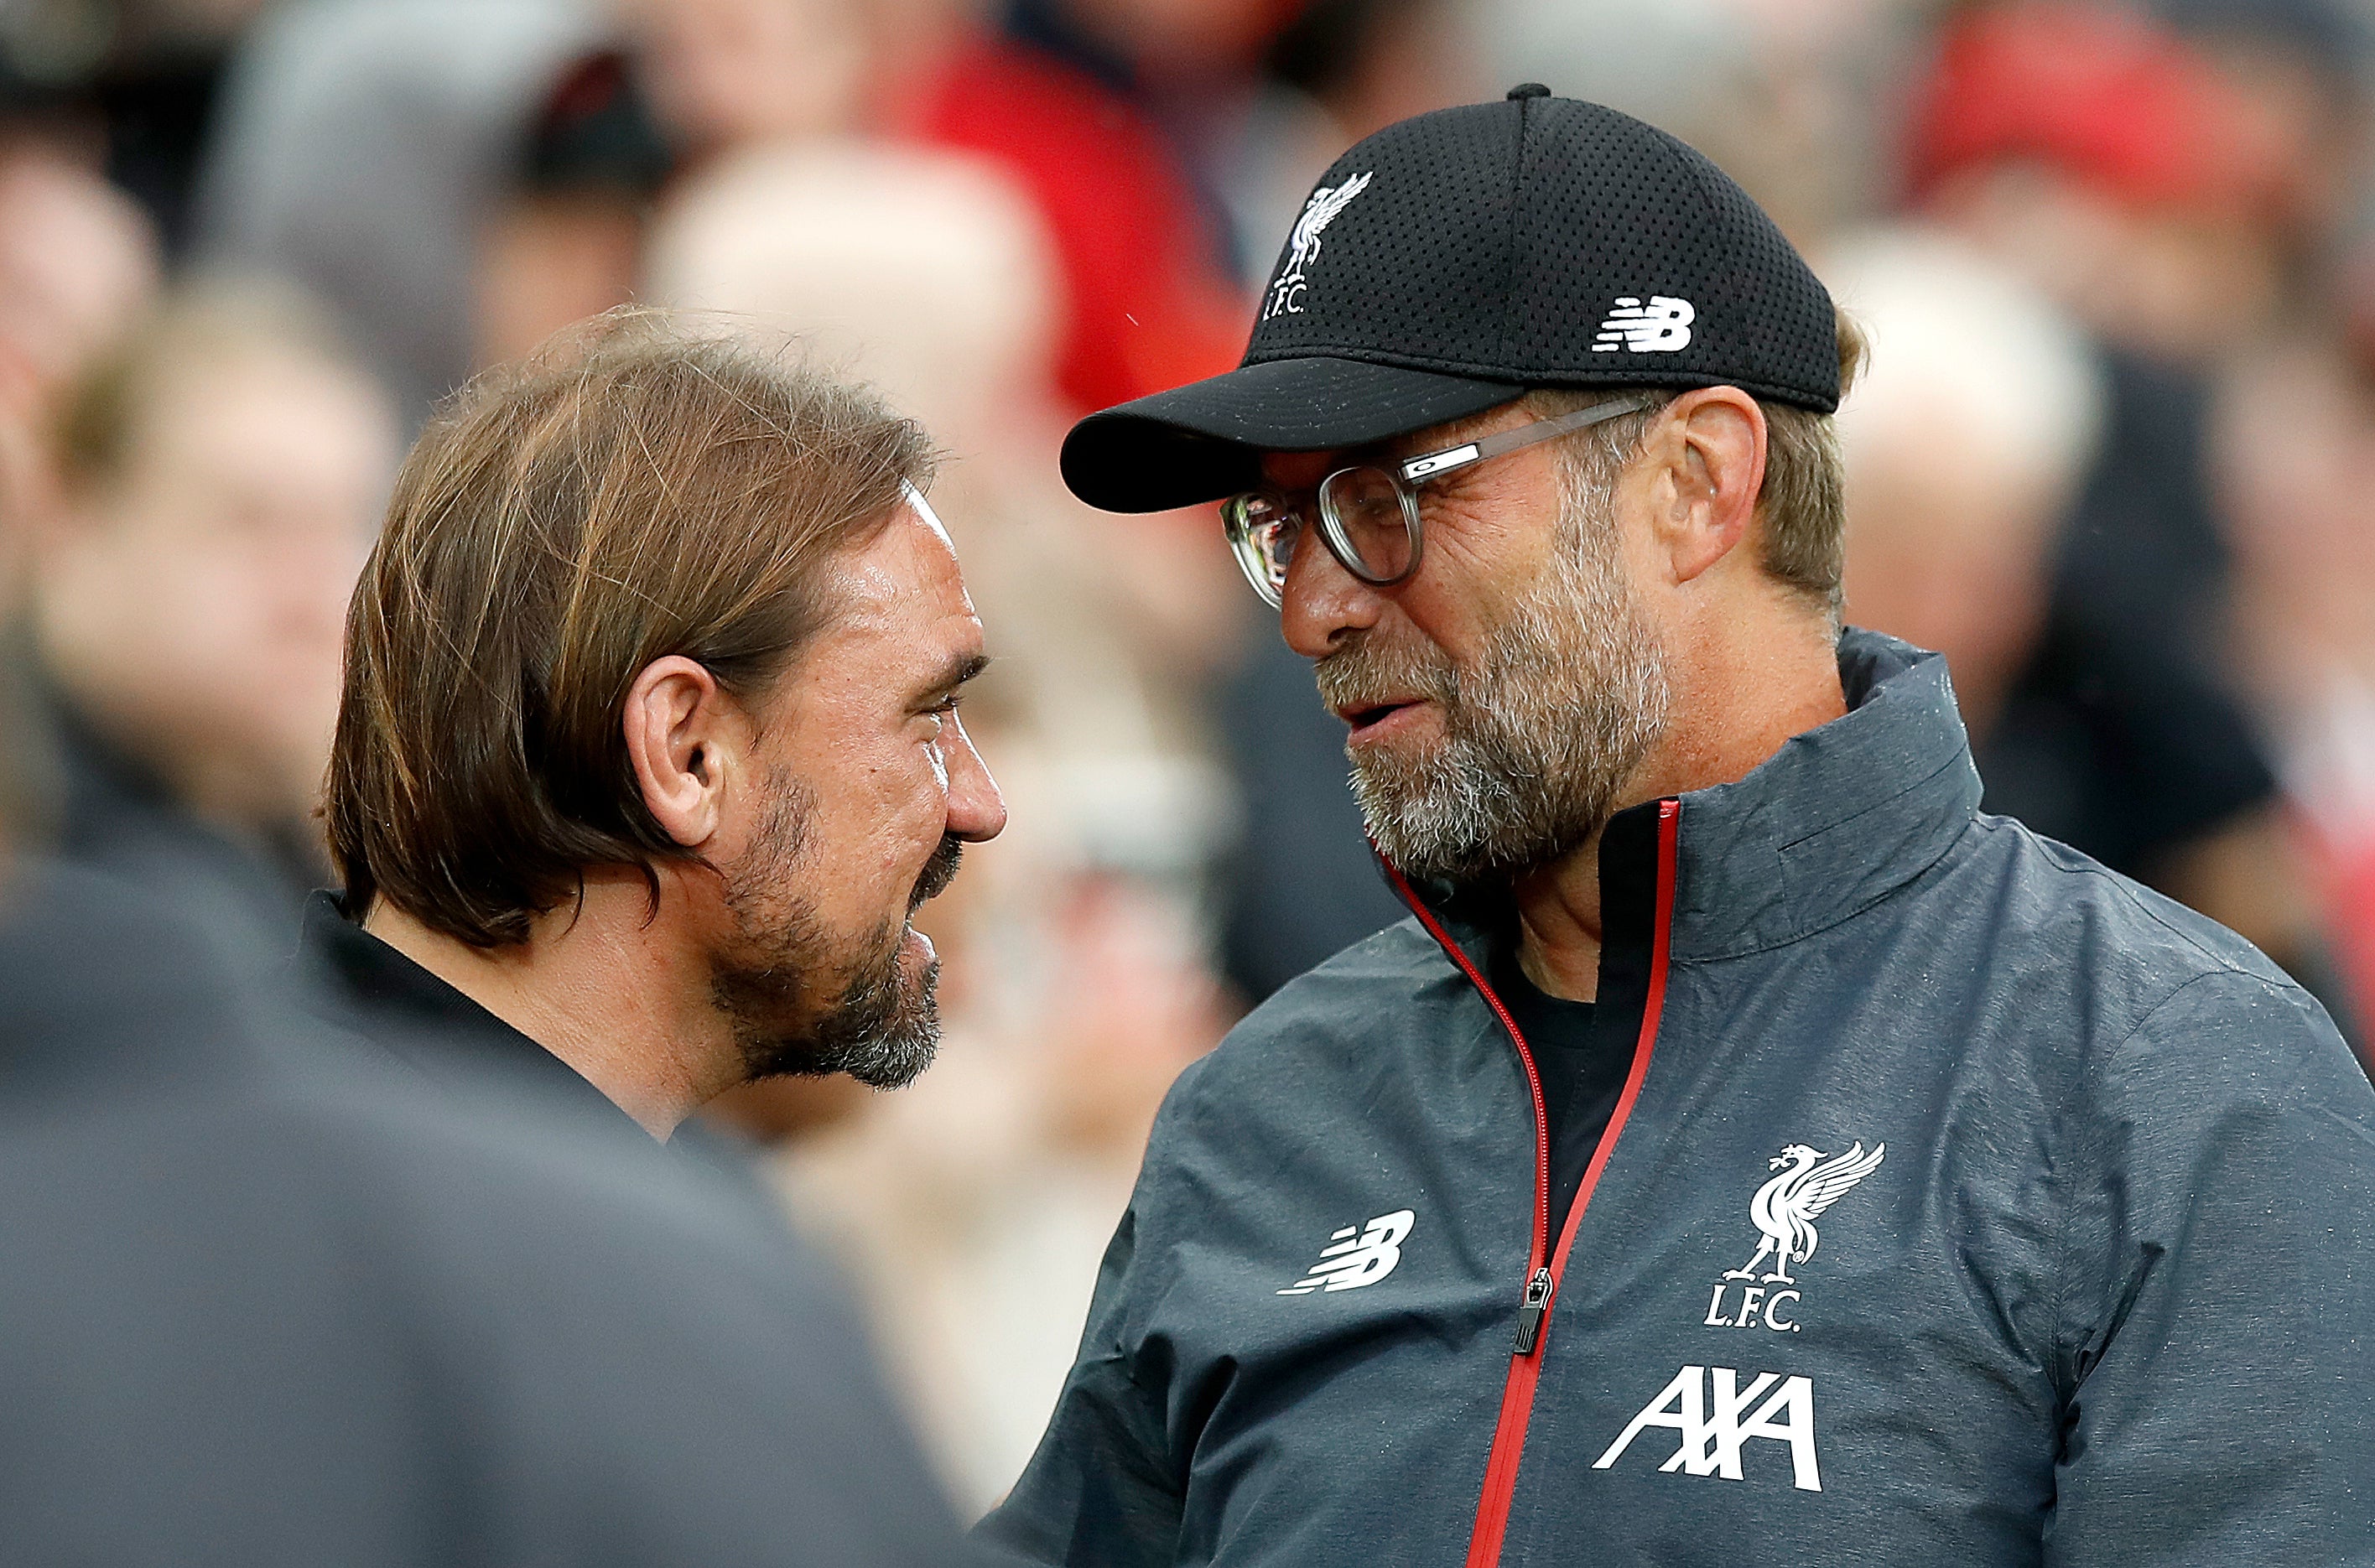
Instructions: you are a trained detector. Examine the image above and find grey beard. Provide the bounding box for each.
[708,784,953,1091]
[1318,497,1671,883]
[759,919,941,1090]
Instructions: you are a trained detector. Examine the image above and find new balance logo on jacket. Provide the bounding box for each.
[1277,1210,1412,1294]
[981,636,2375,1568]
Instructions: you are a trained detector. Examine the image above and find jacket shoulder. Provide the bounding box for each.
[1203,915,1451,1061]
[1967,812,2292,986]
[1142,916,1474,1145]
[1959,813,2351,1079]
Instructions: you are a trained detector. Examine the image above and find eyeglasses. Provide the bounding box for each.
[1219,394,1655,609]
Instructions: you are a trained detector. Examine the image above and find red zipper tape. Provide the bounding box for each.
[1455,799,1679,1568]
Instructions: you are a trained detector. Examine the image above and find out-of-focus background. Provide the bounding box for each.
[3,0,2372,1515]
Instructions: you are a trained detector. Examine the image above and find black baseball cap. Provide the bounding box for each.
[1061,86,1842,513]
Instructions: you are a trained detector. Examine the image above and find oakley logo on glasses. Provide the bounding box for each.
[1400,444,1480,481]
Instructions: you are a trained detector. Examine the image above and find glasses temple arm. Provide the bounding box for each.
[1465,393,1658,464]
[1392,393,1660,483]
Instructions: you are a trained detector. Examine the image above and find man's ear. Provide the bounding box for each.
[623,655,740,849]
[1645,386,1768,587]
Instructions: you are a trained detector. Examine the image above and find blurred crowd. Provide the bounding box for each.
[3,0,2374,1515]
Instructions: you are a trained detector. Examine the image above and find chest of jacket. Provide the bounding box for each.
[1130,901,2081,1567]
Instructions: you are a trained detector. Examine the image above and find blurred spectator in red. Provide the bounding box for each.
[18,282,396,974]
[483,0,1242,415]
[1905,1,2343,1002]
[902,13,1247,412]
[1909,1,2305,358]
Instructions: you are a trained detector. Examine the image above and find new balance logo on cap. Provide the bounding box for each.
[1593,295,1696,353]
[1277,1208,1412,1294]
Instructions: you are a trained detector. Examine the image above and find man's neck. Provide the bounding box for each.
[1513,613,1847,1002]
[361,874,735,1139]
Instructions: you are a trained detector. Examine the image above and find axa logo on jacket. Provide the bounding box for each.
[1594,1366,1824,1492]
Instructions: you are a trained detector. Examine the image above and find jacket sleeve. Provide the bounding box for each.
[970,1171,1184,1565]
[2048,968,2375,1564]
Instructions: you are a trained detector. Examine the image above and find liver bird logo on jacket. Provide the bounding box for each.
[1724,1142,1886,1285]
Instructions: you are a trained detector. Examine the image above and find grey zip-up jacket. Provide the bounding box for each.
[980,631,2375,1567]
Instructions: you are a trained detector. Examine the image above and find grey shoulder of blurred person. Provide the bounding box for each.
[0,855,971,1568]
[12,651,322,974]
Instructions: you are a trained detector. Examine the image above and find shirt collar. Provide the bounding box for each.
[296,891,650,1137]
[1411,629,1982,964]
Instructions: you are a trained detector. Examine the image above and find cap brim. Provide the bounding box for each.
[1059,356,1524,513]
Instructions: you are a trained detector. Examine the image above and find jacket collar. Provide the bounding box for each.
[1406,629,1981,965]
[1661,628,1980,963]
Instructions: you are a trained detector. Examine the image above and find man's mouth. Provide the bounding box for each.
[910,835,964,911]
[1337,699,1425,742]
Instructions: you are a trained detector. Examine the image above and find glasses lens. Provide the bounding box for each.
[1317,466,1418,584]
[1221,491,1299,607]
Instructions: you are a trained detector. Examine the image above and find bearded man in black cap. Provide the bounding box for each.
[978,90,2375,1567]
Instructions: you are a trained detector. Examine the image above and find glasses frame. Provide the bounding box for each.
[1220,393,1658,609]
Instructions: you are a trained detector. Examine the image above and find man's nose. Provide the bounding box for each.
[943,714,1007,843]
[1278,527,1386,659]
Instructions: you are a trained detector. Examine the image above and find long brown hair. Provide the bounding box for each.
[326,311,930,948]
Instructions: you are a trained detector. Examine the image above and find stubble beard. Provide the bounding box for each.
[1317,486,1671,885]
[708,777,961,1091]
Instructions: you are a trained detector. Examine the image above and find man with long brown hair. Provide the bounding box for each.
[310,312,1005,1140]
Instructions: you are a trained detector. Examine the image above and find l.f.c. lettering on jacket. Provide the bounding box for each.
[978,631,2375,1567]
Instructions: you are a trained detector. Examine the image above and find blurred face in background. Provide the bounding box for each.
[37,343,396,827]
[1827,229,2102,738]
[0,152,159,556]
[622,0,870,153]
[1839,438,2057,735]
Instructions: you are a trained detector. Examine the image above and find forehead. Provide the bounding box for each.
[819,494,981,654]
[135,350,388,461]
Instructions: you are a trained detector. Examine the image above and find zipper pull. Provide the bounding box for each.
[1512,1266,1555,1355]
